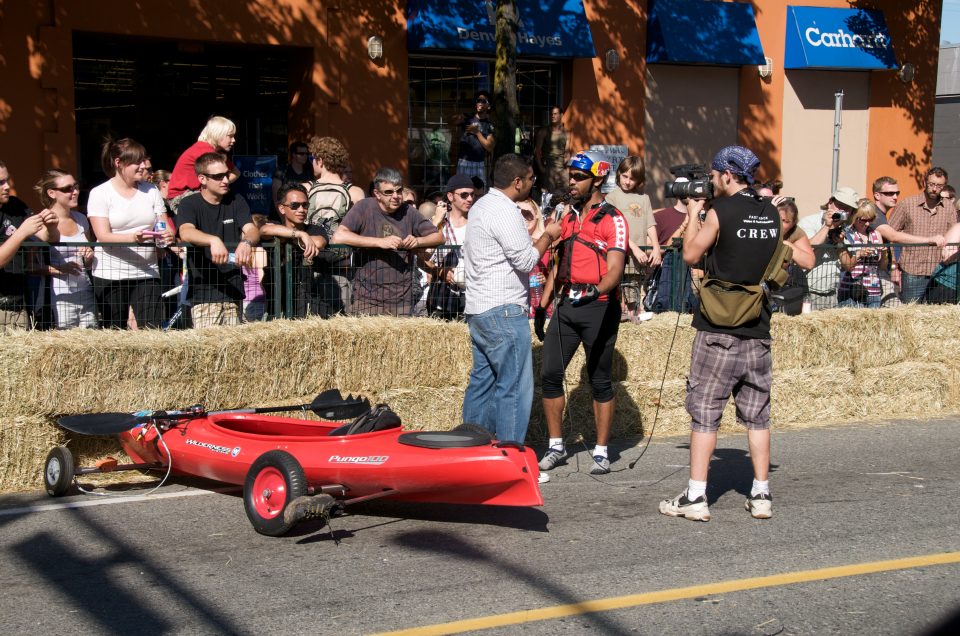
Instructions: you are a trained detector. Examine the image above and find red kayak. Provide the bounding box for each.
[46,394,543,536]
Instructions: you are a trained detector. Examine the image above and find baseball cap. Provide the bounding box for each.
[445,173,476,192]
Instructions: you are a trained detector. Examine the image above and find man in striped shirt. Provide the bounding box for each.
[462,154,562,443]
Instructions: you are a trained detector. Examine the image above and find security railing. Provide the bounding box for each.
[1,241,957,333]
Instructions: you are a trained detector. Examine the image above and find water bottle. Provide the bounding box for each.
[153,212,169,248]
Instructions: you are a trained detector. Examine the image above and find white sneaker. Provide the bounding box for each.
[745,493,773,519]
[659,489,710,522]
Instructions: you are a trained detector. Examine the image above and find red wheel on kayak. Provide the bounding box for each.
[243,450,306,536]
[44,446,74,497]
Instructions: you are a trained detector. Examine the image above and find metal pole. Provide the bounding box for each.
[831,90,844,193]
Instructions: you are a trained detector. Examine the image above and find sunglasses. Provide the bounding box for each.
[569,172,594,182]
[378,188,403,197]
[454,191,476,200]
[476,99,490,104]
[202,172,231,181]
[293,151,309,156]
[52,183,80,193]
[878,190,900,196]
[283,201,308,210]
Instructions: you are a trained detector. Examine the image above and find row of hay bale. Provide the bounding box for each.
[1,306,958,493]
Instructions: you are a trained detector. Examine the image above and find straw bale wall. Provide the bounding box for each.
[1,305,958,493]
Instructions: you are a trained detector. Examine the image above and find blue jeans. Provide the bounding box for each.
[900,272,930,304]
[462,303,533,443]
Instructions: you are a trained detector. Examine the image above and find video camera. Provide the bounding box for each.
[663,164,714,200]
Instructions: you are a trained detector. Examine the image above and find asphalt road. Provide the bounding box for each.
[1,418,958,635]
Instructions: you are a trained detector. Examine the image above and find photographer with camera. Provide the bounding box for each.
[659,145,779,522]
[535,151,628,475]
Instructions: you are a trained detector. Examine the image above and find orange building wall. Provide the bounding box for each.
[741,0,943,196]
[570,0,650,157]
[0,0,405,209]
[0,0,942,209]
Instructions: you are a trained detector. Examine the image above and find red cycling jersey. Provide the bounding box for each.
[555,201,629,301]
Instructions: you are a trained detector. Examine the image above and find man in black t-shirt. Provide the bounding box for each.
[178,152,260,328]
[659,145,779,523]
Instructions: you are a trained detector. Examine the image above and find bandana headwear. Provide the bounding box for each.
[711,145,760,185]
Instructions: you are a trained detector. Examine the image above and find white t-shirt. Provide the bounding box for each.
[87,180,164,280]
[49,212,94,296]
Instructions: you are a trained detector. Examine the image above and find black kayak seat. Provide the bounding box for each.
[398,429,493,449]
[328,405,401,436]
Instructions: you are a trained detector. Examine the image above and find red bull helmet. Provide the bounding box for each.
[569,151,611,178]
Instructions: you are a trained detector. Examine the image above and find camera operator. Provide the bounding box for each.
[810,187,858,246]
[659,145,779,523]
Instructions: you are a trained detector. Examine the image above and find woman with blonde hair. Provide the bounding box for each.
[33,169,98,328]
[167,116,240,211]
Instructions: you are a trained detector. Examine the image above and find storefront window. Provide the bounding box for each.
[408,55,562,197]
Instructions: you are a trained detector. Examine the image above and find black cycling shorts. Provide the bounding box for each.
[540,299,621,402]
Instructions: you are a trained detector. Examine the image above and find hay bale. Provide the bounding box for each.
[0,416,64,493]
[2,303,960,493]
[373,386,466,431]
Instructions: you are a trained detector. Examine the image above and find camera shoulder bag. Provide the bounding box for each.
[699,226,793,328]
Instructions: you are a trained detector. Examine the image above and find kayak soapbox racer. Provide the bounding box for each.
[44,390,543,536]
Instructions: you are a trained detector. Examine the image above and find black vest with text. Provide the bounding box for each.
[692,190,780,339]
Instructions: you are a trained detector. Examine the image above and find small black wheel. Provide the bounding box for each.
[243,450,307,537]
[453,423,494,440]
[44,446,74,497]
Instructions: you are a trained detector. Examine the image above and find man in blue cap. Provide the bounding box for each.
[659,145,779,522]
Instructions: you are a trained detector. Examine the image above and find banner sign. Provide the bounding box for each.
[233,155,277,215]
[785,6,897,70]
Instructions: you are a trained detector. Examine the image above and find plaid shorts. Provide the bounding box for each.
[191,302,241,329]
[685,331,772,433]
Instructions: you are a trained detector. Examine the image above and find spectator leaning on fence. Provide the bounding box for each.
[925,221,960,303]
[888,167,959,303]
[259,182,329,318]
[87,138,173,330]
[1,161,56,331]
[32,170,98,329]
[332,167,442,316]
[461,154,562,444]
[177,152,260,328]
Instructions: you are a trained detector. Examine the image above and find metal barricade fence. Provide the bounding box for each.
[1,240,957,333]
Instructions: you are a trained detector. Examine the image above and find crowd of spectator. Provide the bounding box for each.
[2,109,960,334]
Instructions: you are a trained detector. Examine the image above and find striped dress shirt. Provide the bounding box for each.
[463,188,541,315]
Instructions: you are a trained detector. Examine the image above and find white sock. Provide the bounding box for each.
[687,479,707,501]
[548,438,564,452]
[751,479,770,497]
[593,445,608,458]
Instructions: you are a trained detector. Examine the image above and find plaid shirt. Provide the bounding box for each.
[888,193,960,276]
[463,188,541,315]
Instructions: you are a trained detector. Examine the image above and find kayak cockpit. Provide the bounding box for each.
[207,414,342,437]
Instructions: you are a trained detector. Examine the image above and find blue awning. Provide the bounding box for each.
[407,0,596,58]
[646,0,765,66]
[784,6,897,70]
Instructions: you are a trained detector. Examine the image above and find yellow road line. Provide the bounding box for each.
[373,551,960,635]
